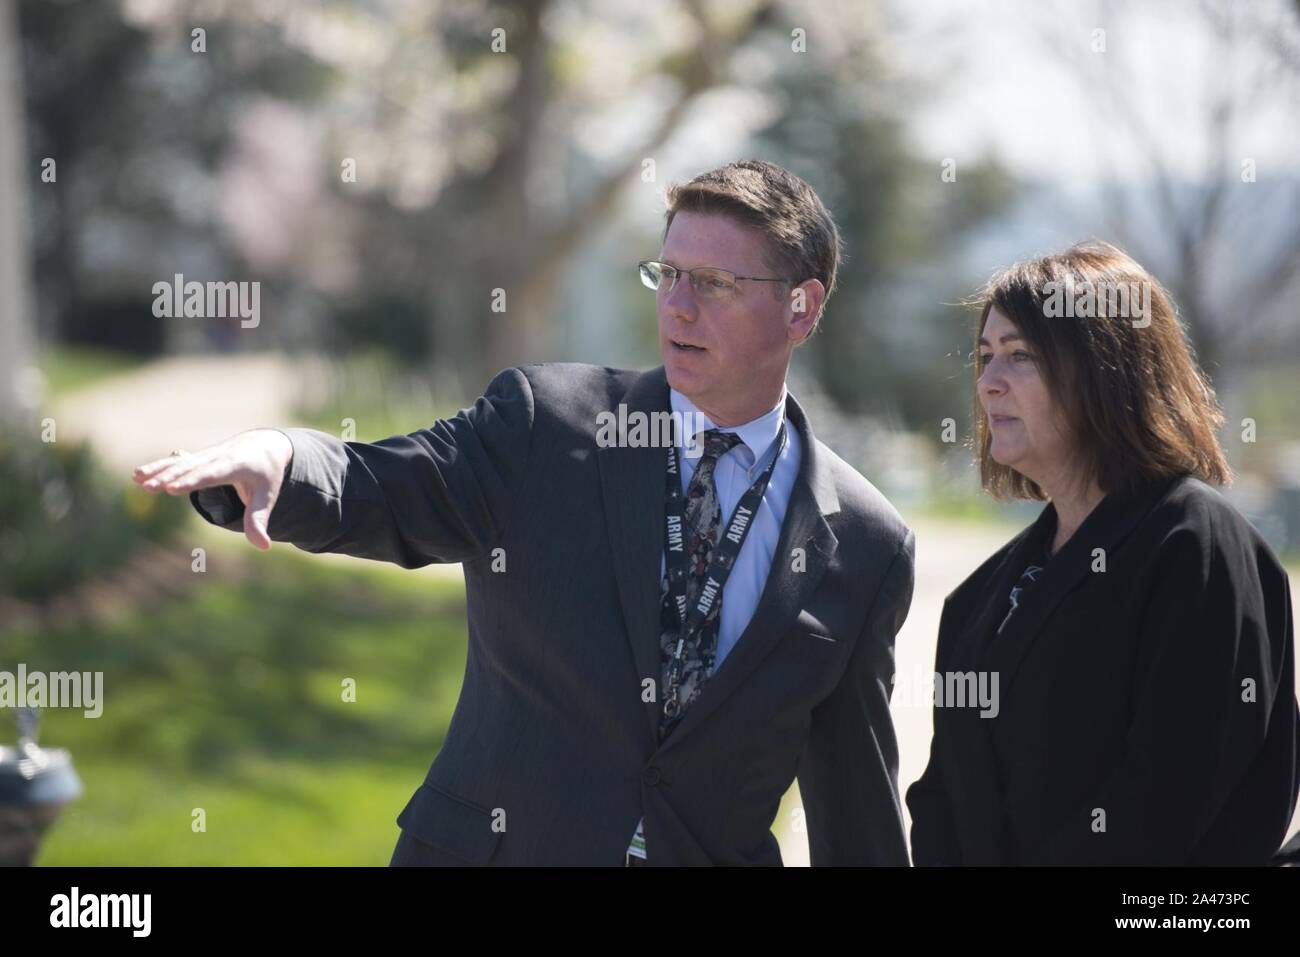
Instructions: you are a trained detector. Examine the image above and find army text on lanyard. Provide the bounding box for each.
[660,423,788,721]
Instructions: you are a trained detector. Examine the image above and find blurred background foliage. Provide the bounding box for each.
[13,0,1023,411]
[0,431,186,604]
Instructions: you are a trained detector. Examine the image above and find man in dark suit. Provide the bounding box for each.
[132,160,915,866]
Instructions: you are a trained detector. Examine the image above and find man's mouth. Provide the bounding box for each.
[671,339,705,352]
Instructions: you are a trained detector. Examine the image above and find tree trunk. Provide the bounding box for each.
[0,0,37,423]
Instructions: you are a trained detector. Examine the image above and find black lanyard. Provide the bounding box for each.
[660,423,788,719]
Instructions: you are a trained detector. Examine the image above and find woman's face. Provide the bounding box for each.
[977,306,1075,486]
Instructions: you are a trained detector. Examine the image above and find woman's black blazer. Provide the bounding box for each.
[906,473,1300,864]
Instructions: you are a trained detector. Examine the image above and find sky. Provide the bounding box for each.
[888,0,1300,188]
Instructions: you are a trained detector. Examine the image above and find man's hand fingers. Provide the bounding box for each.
[243,486,275,551]
[162,462,241,495]
[132,432,290,547]
[133,453,188,482]
[141,454,217,491]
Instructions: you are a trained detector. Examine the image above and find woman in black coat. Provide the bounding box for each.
[907,241,1300,865]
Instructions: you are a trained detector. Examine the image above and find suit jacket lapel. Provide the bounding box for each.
[929,519,1045,863]
[596,368,673,748]
[946,520,1043,676]
[984,477,1176,696]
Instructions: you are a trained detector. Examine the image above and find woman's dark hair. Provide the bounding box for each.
[973,240,1231,500]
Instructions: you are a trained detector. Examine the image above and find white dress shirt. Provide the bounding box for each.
[660,385,803,670]
[628,383,803,861]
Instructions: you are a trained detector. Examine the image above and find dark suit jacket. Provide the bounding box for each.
[191,363,915,865]
[906,474,1300,865]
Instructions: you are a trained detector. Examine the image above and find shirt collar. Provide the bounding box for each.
[668,385,788,474]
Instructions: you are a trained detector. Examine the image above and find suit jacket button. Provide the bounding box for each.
[642,767,662,786]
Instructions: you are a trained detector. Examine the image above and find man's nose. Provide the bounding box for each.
[663,274,698,319]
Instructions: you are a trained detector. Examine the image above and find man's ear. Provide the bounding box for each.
[787,279,825,343]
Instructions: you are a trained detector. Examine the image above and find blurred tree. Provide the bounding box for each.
[751,2,1014,425]
[1039,0,1300,378]
[15,0,1015,417]
[322,0,785,385]
[19,0,335,355]
[320,0,1011,398]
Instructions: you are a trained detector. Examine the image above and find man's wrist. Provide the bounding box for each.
[258,427,295,483]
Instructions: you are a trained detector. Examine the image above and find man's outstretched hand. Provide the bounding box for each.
[131,429,295,551]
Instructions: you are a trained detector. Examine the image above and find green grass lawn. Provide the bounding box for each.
[5,532,469,865]
[39,345,147,398]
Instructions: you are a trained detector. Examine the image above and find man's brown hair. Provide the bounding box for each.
[973,240,1232,500]
[664,159,842,325]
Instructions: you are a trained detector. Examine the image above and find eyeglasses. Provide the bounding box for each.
[638,260,792,301]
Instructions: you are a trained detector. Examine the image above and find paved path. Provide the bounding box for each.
[776,516,1017,864]
[52,351,458,579]
[54,353,308,477]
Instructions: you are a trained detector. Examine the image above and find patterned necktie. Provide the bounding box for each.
[658,428,743,739]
